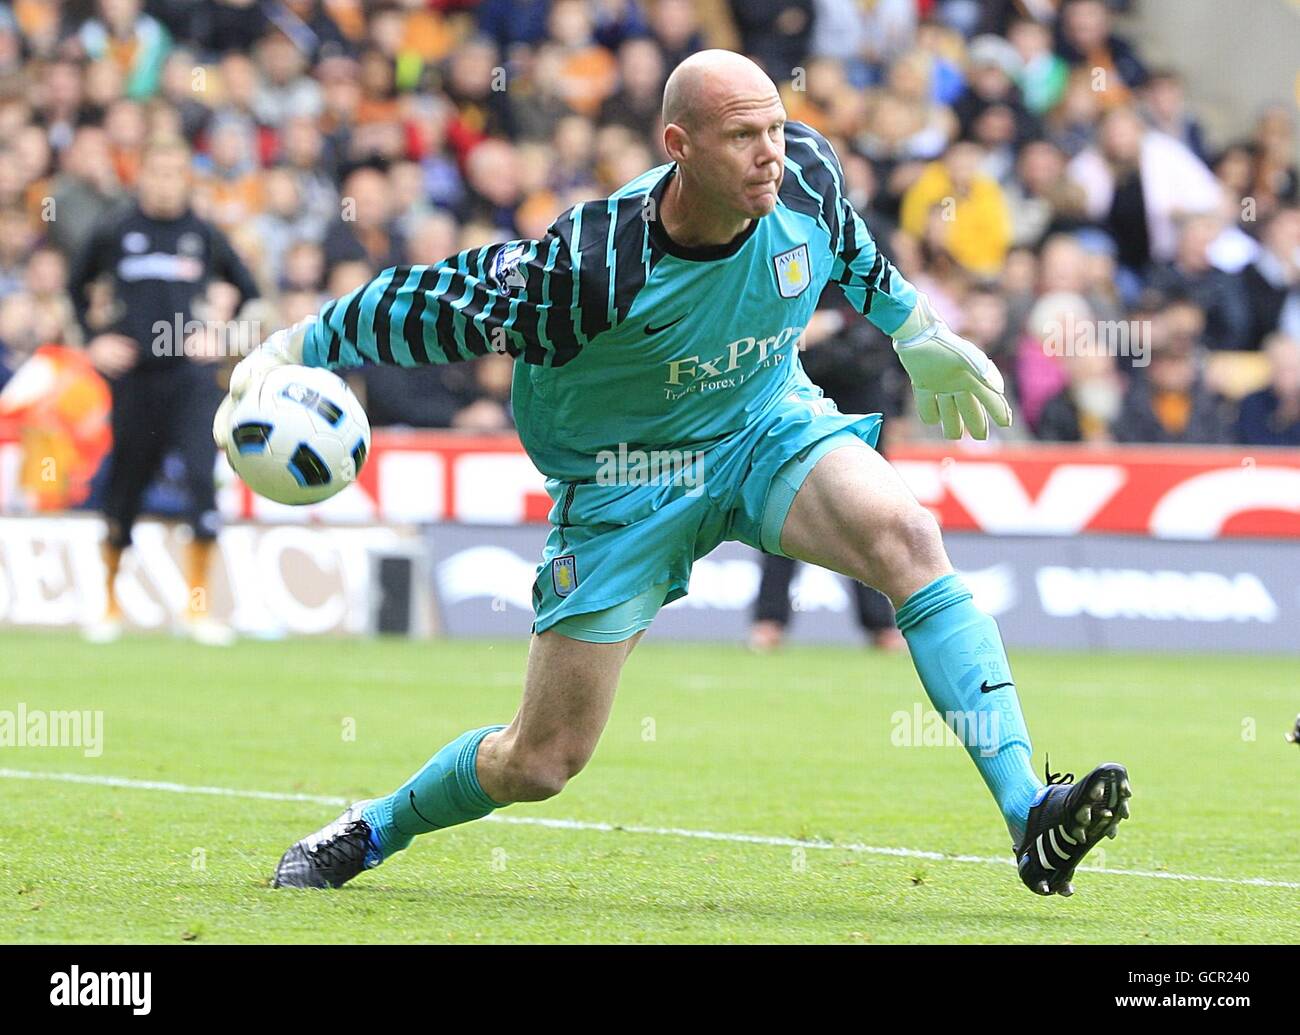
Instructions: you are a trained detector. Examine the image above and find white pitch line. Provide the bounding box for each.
[5,767,1299,891]
[0,767,348,807]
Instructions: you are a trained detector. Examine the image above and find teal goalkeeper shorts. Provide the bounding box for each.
[531,379,883,642]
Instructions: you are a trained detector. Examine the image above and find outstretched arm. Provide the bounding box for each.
[215,229,580,447]
[302,233,580,369]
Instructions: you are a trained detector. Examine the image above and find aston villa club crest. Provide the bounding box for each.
[551,555,578,597]
[773,243,810,299]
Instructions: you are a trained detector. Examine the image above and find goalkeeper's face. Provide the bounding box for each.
[681,92,787,221]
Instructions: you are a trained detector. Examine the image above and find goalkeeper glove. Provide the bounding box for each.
[891,294,1012,441]
[212,316,315,450]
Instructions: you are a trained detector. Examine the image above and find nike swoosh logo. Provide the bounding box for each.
[980,681,1014,694]
[644,314,686,335]
[408,790,441,828]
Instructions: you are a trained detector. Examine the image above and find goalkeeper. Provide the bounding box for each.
[220,51,1130,897]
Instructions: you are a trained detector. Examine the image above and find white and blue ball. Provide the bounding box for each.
[221,365,370,505]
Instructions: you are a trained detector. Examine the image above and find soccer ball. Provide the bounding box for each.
[221,365,370,505]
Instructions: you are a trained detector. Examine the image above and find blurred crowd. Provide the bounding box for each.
[0,0,1297,447]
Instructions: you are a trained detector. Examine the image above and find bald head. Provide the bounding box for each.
[662,50,779,131]
[658,50,787,234]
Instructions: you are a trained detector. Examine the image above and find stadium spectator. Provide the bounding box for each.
[252,166,326,288]
[0,205,36,300]
[266,0,351,65]
[33,57,88,154]
[1004,139,1087,247]
[1068,105,1222,282]
[158,48,214,144]
[1036,348,1125,443]
[442,36,511,154]
[900,141,1012,278]
[360,363,482,431]
[281,239,327,294]
[0,246,82,429]
[475,0,555,51]
[546,0,618,118]
[956,287,1017,376]
[507,40,575,143]
[1055,0,1148,110]
[456,353,515,432]
[1139,69,1207,163]
[322,165,405,270]
[1113,300,1231,444]
[1015,289,1092,432]
[253,29,325,126]
[196,0,272,57]
[1244,104,1300,222]
[599,37,667,141]
[1235,334,1300,447]
[1045,66,1102,159]
[277,114,341,231]
[74,0,172,101]
[1146,213,1252,350]
[102,96,148,188]
[953,34,1039,150]
[646,0,707,72]
[881,48,959,162]
[727,0,813,78]
[1239,206,1300,349]
[193,112,267,234]
[19,246,77,345]
[1007,17,1068,117]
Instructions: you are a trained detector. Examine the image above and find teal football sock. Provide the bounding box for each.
[895,574,1042,843]
[362,725,507,860]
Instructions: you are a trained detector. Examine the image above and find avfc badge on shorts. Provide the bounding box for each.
[773,243,811,299]
[551,555,578,597]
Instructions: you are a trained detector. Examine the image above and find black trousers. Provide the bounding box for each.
[753,553,896,633]
[104,362,222,549]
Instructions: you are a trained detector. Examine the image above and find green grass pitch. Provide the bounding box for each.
[2,630,1298,944]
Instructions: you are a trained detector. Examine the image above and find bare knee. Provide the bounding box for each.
[496,738,591,803]
[862,503,948,603]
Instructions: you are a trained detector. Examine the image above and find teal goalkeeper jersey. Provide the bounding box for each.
[301,122,919,482]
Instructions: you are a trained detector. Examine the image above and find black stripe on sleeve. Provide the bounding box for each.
[512,246,546,365]
[541,211,583,366]
[610,195,649,322]
[458,261,495,357]
[838,199,863,272]
[401,266,440,364]
[320,299,341,364]
[432,268,461,362]
[784,123,844,243]
[777,165,822,225]
[370,266,409,365]
[575,201,613,343]
[342,289,364,358]
[859,250,885,312]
